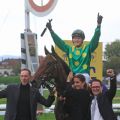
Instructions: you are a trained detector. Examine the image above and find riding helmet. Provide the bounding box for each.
[72,29,85,40]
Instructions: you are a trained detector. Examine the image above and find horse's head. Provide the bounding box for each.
[31,53,57,89]
[32,46,70,95]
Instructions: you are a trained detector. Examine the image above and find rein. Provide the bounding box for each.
[39,60,58,91]
[32,55,58,91]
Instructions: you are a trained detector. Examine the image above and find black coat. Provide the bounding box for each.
[0,84,55,120]
[90,76,117,120]
[63,83,90,120]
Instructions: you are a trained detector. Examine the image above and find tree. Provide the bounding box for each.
[103,39,120,75]
[104,39,120,60]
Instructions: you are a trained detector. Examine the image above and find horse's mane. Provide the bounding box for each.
[45,46,70,75]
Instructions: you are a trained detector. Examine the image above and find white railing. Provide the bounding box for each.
[0,104,54,115]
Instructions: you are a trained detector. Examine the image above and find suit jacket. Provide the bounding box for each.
[90,76,117,120]
[0,84,55,120]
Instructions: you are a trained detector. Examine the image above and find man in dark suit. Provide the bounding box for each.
[0,68,55,120]
[90,69,117,120]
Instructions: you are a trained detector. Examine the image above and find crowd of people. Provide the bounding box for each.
[60,69,117,120]
[0,13,118,120]
[46,12,117,120]
[0,68,117,120]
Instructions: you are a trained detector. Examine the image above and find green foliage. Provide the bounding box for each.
[103,57,120,75]
[103,39,120,75]
[12,63,21,75]
[104,39,120,60]
[0,76,20,84]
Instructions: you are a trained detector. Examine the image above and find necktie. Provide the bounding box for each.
[91,96,97,120]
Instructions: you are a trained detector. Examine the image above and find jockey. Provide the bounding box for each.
[46,13,103,83]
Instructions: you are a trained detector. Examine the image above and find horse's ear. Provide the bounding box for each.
[51,45,56,54]
[44,46,50,55]
[51,45,58,58]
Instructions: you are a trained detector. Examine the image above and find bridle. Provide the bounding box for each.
[36,55,59,91]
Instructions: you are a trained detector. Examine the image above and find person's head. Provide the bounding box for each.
[73,74,86,89]
[20,68,31,85]
[72,29,85,47]
[91,79,102,96]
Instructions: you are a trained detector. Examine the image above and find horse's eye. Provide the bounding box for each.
[47,62,52,66]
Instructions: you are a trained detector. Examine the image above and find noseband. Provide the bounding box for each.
[38,56,59,91]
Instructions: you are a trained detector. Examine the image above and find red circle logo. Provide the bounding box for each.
[25,0,58,17]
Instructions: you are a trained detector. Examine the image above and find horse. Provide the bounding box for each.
[31,46,70,120]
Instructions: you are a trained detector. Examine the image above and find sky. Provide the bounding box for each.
[0,0,120,57]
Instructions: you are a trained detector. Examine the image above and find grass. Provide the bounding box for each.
[0,113,55,120]
[113,89,120,103]
[0,98,6,104]
[0,76,20,84]
[37,113,55,120]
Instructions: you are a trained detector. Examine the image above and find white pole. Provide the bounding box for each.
[23,0,33,72]
[23,1,40,74]
[41,0,43,6]
[24,0,30,32]
[25,10,30,32]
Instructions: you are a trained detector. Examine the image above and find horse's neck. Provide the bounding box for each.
[55,64,68,95]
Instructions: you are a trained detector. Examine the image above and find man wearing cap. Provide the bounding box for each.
[46,13,103,83]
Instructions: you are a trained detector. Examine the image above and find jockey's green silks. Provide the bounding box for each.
[50,26,101,75]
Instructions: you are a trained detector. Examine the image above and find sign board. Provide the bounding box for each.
[21,32,39,74]
[25,0,58,17]
[55,40,103,80]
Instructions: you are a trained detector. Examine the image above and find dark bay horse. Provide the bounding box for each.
[31,46,70,120]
